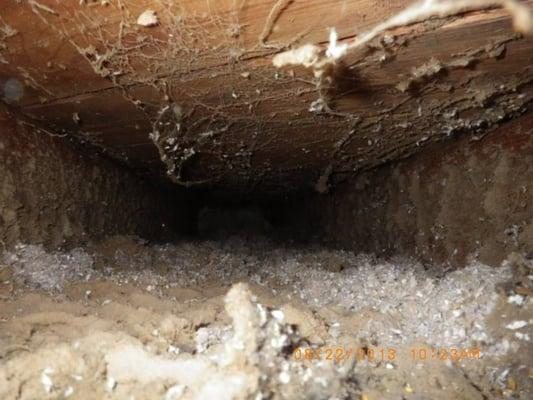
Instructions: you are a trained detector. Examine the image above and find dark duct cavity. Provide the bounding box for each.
[197,206,272,238]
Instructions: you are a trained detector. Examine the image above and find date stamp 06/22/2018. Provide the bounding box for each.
[292,346,481,363]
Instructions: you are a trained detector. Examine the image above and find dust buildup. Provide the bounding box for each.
[117,237,509,351]
[1,236,532,399]
[1,244,95,291]
[1,237,513,349]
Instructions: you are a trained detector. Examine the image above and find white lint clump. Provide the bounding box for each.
[1,244,96,291]
[137,10,159,27]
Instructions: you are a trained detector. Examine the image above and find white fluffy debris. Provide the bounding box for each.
[507,294,525,306]
[1,244,95,291]
[137,10,159,27]
[40,368,54,393]
[272,0,533,77]
[223,283,265,362]
[63,386,74,398]
[167,345,180,355]
[308,98,327,113]
[164,384,185,400]
[514,332,530,341]
[271,309,285,322]
[105,376,116,392]
[195,326,231,354]
[272,44,321,72]
[325,28,348,59]
[279,371,291,384]
[397,57,444,91]
[505,320,528,330]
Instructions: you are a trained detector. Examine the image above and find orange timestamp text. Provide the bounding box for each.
[292,346,481,363]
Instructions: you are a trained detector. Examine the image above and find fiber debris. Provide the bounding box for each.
[1,236,532,399]
[273,0,533,77]
[0,238,518,350]
[137,10,159,27]
[2,243,95,291]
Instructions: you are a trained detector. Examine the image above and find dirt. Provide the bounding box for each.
[0,107,195,249]
[314,111,533,267]
[1,235,531,399]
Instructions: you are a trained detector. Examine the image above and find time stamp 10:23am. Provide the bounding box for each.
[292,346,481,363]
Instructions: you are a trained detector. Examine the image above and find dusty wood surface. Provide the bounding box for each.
[1,0,532,198]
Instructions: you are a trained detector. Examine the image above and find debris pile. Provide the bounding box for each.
[1,237,531,399]
[1,243,95,291]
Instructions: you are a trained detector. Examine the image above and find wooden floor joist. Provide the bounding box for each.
[0,0,532,198]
